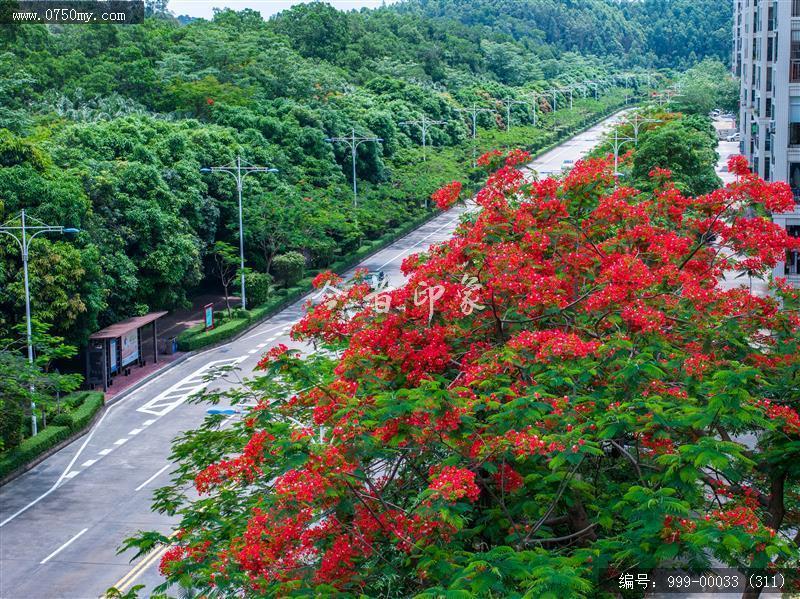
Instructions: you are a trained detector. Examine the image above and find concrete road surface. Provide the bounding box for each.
[0,111,627,599]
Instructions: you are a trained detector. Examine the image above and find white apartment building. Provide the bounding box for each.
[733,0,800,285]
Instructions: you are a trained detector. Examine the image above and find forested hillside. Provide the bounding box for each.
[0,2,643,348]
[396,0,733,68]
[0,0,731,349]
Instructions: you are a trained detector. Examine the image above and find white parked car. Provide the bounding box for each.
[725,132,740,142]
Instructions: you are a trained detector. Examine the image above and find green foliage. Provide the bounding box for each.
[671,59,740,115]
[0,425,71,480]
[244,271,273,308]
[271,251,306,287]
[0,1,686,352]
[49,392,103,432]
[631,117,721,195]
[399,0,732,69]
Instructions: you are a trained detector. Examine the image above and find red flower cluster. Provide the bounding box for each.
[756,399,800,434]
[431,181,463,210]
[428,466,481,503]
[492,463,524,493]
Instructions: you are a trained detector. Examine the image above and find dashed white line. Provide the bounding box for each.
[247,349,258,355]
[114,438,128,446]
[142,419,156,426]
[98,448,113,456]
[256,343,267,348]
[128,428,142,436]
[80,460,97,468]
[64,471,79,479]
[40,528,88,564]
[134,464,171,492]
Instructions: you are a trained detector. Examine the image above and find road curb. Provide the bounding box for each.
[0,404,107,487]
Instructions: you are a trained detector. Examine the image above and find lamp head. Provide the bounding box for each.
[63,227,80,235]
[200,167,212,173]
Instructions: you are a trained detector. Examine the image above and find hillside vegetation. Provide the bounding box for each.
[0,1,649,347]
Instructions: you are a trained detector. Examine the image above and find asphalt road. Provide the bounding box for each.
[0,111,628,599]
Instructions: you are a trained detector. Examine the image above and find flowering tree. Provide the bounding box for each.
[130,151,800,597]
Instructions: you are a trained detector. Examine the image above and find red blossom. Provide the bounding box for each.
[428,466,481,503]
[431,181,462,210]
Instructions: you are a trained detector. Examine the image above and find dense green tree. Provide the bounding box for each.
[631,119,721,195]
[671,59,740,115]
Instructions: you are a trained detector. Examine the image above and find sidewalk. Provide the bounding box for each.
[102,293,241,400]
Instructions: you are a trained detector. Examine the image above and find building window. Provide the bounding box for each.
[791,98,800,145]
[786,225,800,277]
[794,0,800,17]
[792,30,800,83]
[790,164,800,199]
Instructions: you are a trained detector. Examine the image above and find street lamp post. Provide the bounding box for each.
[456,105,495,166]
[399,115,446,161]
[201,156,278,311]
[324,129,383,207]
[611,129,635,179]
[0,210,79,435]
[625,114,663,145]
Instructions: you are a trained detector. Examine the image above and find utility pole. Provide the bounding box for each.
[530,93,540,127]
[201,156,278,311]
[0,210,79,436]
[611,129,635,179]
[501,98,529,131]
[624,113,663,145]
[324,129,383,207]
[456,105,495,166]
[399,115,446,160]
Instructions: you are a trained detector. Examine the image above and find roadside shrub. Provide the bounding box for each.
[271,252,306,287]
[246,271,273,307]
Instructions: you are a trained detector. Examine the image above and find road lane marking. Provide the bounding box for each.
[40,528,88,564]
[377,213,463,270]
[114,438,128,446]
[112,531,177,593]
[128,428,142,435]
[81,460,97,468]
[98,448,113,456]
[248,349,258,354]
[136,357,244,417]
[134,464,171,492]
[257,343,267,348]
[142,419,156,426]
[240,320,297,342]
[2,112,626,532]
[64,471,79,479]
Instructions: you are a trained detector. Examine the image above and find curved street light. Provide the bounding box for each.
[0,209,80,435]
[200,156,279,310]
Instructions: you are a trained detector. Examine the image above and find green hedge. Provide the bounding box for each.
[175,104,631,353]
[0,391,104,481]
[50,392,104,431]
[0,425,71,480]
[177,281,314,351]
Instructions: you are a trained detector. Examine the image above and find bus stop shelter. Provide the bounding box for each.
[85,311,167,392]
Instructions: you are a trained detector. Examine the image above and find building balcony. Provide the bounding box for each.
[792,60,800,83]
